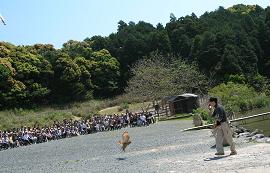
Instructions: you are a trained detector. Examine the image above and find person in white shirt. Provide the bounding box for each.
[140,114,147,126]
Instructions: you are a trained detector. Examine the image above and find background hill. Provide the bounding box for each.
[1,4,270,109]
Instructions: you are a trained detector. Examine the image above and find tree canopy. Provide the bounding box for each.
[125,53,209,101]
[1,4,270,109]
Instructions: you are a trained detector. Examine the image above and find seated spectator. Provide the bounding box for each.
[28,131,37,144]
[140,114,148,126]
[2,133,9,149]
[22,132,31,145]
[8,132,17,148]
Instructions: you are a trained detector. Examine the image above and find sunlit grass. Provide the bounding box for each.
[0,109,74,130]
[0,98,152,131]
[99,101,152,115]
[242,119,270,137]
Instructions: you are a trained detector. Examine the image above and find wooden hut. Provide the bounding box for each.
[165,93,199,115]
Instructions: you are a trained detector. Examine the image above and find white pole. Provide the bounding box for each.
[0,14,6,25]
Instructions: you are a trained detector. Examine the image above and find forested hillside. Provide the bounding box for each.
[1,4,270,109]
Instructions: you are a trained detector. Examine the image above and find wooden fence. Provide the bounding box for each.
[182,112,270,131]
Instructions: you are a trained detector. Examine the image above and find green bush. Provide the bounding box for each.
[193,108,214,124]
[252,93,270,108]
[118,102,129,112]
[239,100,249,113]
[209,82,270,113]
[117,107,123,112]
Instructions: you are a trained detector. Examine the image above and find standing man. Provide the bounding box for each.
[209,97,237,156]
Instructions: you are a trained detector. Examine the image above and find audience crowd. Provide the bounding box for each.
[0,111,155,150]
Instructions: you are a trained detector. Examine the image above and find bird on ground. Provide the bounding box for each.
[118,131,131,152]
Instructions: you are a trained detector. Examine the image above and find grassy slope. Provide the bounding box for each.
[0,100,152,131]
[0,108,74,130]
[242,119,270,137]
[235,107,270,136]
[98,101,152,115]
[0,99,104,130]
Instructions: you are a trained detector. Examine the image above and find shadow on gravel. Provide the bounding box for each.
[210,144,230,149]
[116,157,127,161]
[204,155,229,161]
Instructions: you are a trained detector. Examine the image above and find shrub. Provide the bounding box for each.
[209,82,270,113]
[193,108,214,124]
[252,94,270,108]
[118,102,129,112]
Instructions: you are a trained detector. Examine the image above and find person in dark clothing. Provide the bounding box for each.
[209,97,237,156]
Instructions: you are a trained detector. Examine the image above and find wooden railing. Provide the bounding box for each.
[182,112,270,131]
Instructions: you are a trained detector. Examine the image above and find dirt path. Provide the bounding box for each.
[0,120,269,173]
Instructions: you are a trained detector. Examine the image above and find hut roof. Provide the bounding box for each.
[162,93,198,102]
[180,93,198,97]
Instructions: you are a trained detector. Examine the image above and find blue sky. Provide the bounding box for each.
[0,0,269,48]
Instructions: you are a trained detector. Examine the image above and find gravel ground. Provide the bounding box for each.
[0,120,269,173]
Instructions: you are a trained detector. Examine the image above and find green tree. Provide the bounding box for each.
[91,49,120,97]
[220,44,242,75]
[52,52,83,101]
[62,40,93,59]
[10,46,52,105]
[125,53,209,101]
[84,36,109,51]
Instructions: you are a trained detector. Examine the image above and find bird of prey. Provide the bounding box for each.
[118,131,131,152]
[0,14,6,25]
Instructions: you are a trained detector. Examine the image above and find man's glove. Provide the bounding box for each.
[213,120,221,128]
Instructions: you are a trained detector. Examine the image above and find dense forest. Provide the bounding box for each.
[1,4,270,109]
